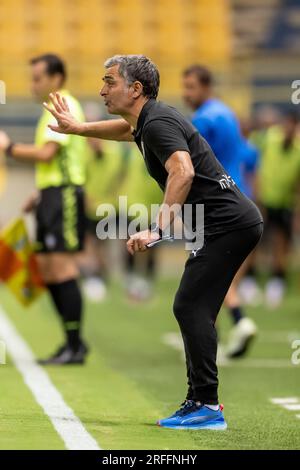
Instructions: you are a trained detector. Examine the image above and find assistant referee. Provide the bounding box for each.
[43,55,263,430]
[0,54,88,365]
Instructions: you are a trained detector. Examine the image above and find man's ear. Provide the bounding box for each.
[132,81,143,99]
[52,73,64,90]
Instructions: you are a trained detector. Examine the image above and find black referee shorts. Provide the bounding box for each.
[35,185,86,253]
[173,222,263,404]
[264,206,293,240]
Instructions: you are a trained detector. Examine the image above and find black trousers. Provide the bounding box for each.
[173,222,263,404]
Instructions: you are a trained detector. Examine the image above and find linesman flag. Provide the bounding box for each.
[0,217,44,306]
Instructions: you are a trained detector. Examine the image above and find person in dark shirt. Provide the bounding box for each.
[43,55,263,431]
[182,64,259,358]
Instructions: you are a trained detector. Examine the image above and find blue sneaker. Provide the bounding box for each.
[157,401,227,430]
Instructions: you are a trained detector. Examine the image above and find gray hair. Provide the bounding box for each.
[104,54,160,99]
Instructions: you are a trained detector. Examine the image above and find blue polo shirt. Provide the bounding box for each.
[191,98,258,196]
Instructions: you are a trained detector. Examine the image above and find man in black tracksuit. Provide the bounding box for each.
[44,55,263,430]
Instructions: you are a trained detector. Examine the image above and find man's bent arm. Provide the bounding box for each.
[157,151,195,232]
[79,119,134,141]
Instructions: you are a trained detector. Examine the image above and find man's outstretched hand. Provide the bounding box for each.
[43,92,83,135]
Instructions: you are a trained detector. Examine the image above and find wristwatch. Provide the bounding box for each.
[149,222,164,239]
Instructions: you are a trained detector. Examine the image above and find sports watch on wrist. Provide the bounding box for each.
[149,222,164,239]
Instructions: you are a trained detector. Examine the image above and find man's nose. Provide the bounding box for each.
[100,85,107,96]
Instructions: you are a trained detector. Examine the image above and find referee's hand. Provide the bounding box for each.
[22,191,40,213]
[127,230,160,255]
[43,93,82,135]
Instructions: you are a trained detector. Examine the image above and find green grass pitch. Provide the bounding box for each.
[0,274,299,450]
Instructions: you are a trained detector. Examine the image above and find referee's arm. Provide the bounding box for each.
[0,128,60,162]
[5,141,60,162]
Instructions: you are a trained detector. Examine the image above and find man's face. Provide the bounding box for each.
[182,73,209,110]
[30,61,62,102]
[100,65,135,115]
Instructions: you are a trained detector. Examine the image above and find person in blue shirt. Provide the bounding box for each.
[239,138,259,199]
[182,64,258,359]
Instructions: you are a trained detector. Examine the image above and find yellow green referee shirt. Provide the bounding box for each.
[258,125,300,209]
[34,89,87,190]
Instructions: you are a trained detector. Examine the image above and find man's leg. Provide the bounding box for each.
[35,185,87,364]
[224,272,257,359]
[272,226,291,278]
[173,223,263,405]
[181,333,194,401]
[266,209,292,307]
[225,282,244,325]
[37,252,87,363]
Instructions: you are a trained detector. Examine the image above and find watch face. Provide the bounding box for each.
[149,222,158,232]
[149,223,162,238]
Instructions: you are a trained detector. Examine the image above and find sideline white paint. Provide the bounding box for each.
[0,306,101,450]
[270,397,300,421]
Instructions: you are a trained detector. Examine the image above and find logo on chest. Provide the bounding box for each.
[218,174,236,190]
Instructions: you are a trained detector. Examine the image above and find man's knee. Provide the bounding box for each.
[173,290,197,320]
[173,290,219,331]
[38,253,79,283]
[173,290,190,321]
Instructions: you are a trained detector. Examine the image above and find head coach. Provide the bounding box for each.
[44,55,263,430]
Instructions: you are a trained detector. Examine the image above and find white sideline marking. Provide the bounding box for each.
[162,333,293,368]
[163,332,183,350]
[283,404,300,411]
[228,359,292,368]
[270,398,300,421]
[256,331,300,343]
[271,398,298,405]
[0,306,101,450]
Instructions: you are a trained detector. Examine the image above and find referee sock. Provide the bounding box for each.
[229,306,244,325]
[47,279,83,352]
[272,268,286,280]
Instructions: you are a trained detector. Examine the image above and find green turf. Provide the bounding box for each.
[0,274,299,450]
[0,358,65,450]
